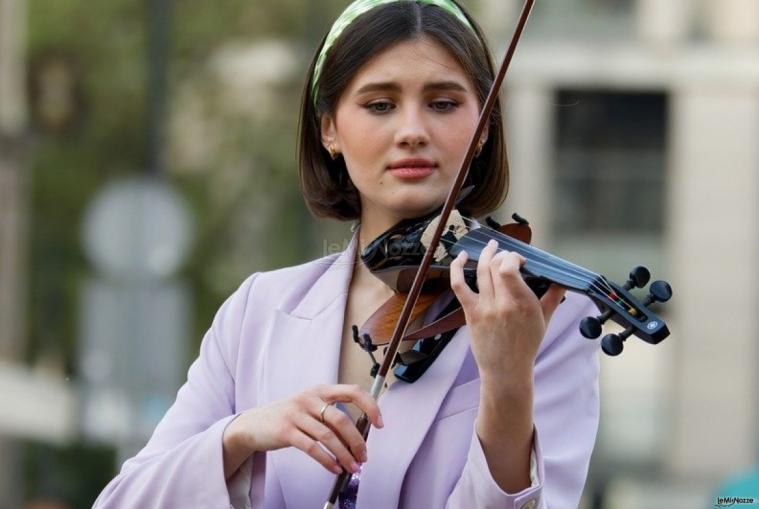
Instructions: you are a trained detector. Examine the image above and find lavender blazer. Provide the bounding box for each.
[94,234,600,509]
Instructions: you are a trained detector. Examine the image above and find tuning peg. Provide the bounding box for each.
[601,334,625,357]
[580,317,603,339]
[643,280,673,306]
[601,327,636,356]
[485,216,502,229]
[601,334,623,356]
[511,213,529,225]
[619,327,635,341]
[579,309,613,339]
[624,266,651,290]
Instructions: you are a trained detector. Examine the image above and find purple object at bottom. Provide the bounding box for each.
[338,466,361,509]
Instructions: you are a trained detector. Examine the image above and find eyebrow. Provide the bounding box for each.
[354,80,469,95]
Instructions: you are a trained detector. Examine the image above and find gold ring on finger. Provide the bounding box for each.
[319,402,333,423]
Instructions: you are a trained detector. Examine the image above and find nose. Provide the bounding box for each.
[394,106,429,150]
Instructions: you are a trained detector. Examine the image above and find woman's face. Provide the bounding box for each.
[321,36,484,235]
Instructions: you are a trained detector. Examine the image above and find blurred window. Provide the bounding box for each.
[529,0,636,40]
[554,90,665,235]
[551,89,668,284]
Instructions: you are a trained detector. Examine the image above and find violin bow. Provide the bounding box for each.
[324,1,536,506]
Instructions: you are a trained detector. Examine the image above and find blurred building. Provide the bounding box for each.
[481,0,759,507]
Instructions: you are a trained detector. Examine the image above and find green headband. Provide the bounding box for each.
[311,0,476,106]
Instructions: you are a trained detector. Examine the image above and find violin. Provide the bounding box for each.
[357,210,672,362]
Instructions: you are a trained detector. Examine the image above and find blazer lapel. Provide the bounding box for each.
[261,234,358,508]
[356,324,472,509]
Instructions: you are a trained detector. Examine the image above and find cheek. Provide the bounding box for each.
[337,111,389,154]
[434,112,480,149]
[343,126,388,164]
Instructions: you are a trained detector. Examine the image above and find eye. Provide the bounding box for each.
[429,100,459,112]
[365,101,395,114]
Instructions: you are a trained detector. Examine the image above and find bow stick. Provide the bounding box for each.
[324,1,536,506]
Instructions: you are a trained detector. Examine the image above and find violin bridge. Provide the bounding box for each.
[420,209,468,262]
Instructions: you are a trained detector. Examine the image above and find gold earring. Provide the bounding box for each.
[475,140,485,157]
[327,144,338,160]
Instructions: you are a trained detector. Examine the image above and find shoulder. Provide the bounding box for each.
[208,251,348,367]
[228,251,347,314]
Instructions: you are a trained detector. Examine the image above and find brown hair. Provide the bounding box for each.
[298,0,508,221]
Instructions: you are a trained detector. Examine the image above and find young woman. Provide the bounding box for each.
[95,1,600,508]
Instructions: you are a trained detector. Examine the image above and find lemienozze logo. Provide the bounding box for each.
[714,496,758,508]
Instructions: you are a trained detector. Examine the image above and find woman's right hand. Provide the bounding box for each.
[222,384,384,479]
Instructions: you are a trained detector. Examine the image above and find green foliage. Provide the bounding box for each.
[23,0,348,363]
[23,440,116,508]
[26,0,148,370]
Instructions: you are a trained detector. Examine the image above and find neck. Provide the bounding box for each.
[350,219,398,300]
[356,210,402,254]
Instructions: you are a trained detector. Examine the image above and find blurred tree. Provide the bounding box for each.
[22,441,114,508]
[24,0,350,369]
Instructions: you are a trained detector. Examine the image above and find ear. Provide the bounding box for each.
[480,125,490,147]
[320,114,338,151]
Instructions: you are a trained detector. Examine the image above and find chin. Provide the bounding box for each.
[387,199,443,221]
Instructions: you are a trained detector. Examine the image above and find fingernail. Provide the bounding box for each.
[332,465,343,474]
[360,451,368,462]
[350,462,360,473]
[488,239,497,249]
[378,414,384,427]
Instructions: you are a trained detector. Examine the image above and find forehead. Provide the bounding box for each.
[345,36,474,92]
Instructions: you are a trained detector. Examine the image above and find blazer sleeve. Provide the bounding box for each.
[93,274,258,509]
[445,297,601,509]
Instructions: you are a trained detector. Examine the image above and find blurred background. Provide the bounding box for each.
[0,0,757,507]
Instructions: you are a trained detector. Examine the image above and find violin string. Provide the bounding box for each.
[479,232,631,313]
[443,234,615,306]
[473,229,616,299]
[473,225,607,285]
[452,232,635,314]
[467,231,630,310]
[451,226,601,289]
[440,232,600,295]
[411,213,640,316]
[441,221,637,313]
[469,222,616,293]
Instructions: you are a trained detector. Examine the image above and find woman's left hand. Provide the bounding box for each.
[449,238,566,383]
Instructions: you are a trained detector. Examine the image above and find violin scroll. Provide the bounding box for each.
[580,266,651,339]
[581,266,674,357]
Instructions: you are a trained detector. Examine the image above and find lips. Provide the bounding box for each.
[387,158,437,179]
[388,158,437,170]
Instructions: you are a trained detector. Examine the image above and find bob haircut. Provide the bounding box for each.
[298,0,508,221]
